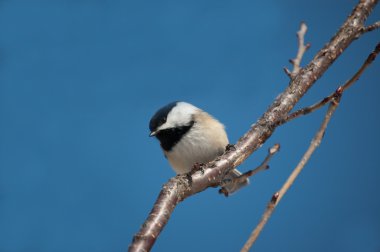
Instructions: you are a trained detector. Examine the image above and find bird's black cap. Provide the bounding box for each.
[149,101,178,133]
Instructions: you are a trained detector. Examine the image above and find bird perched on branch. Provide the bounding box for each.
[149,101,248,195]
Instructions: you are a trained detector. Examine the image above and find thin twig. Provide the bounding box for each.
[293,22,310,75]
[362,20,380,33]
[284,22,311,79]
[279,42,380,125]
[283,67,293,78]
[241,100,340,252]
[219,144,280,196]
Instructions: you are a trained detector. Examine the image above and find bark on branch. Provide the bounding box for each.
[129,1,379,251]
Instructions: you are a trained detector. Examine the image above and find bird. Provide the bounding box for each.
[149,101,248,195]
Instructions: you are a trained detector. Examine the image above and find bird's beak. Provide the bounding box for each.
[149,131,157,137]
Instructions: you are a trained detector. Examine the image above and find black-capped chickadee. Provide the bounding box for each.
[149,101,248,194]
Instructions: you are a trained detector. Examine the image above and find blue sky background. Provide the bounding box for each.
[0,1,379,252]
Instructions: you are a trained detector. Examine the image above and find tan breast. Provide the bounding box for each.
[164,111,229,174]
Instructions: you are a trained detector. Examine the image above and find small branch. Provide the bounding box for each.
[219,144,280,196]
[293,22,310,75]
[283,67,293,78]
[280,87,341,125]
[279,41,380,125]
[241,100,340,252]
[362,20,380,33]
[284,22,311,79]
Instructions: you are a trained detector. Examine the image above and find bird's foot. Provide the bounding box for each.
[191,162,205,174]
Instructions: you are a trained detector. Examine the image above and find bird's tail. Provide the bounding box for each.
[220,169,249,196]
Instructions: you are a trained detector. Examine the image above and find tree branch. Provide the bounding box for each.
[362,20,380,33]
[284,22,311,79]
[219,144,280,197]
[241,100,340,252]
[129,1,379,251]
[279,41,380,125]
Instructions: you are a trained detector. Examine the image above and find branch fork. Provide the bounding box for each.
[284,22,311,79]
[219,144,280,197]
